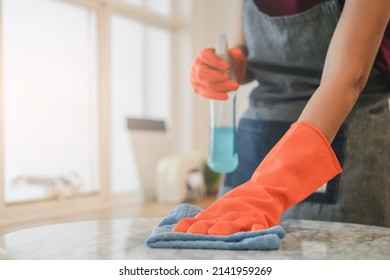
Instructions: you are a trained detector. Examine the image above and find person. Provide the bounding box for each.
[173,0,390,236]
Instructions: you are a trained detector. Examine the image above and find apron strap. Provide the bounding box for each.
[337,0,345,11]
[322,0,344,12]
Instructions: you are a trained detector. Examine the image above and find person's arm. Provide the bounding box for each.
[298,0,390,143]
[190,0,247,100]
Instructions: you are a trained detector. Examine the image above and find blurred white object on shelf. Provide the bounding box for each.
[156,153,207,204]
[127,117,172,201]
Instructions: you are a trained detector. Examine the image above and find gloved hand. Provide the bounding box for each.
[190,47,247,100]
[174,121,342,235]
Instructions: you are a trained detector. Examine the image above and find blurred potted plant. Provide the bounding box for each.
[202,161,222,196]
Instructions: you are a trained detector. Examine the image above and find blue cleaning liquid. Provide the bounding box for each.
[208,126,238,173]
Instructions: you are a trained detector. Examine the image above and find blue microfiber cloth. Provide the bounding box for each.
[145,204,285,250]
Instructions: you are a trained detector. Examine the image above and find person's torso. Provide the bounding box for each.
[243,0,389,108]
[252,0,390,82]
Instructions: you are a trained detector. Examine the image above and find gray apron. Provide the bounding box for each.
[220,0,390,227]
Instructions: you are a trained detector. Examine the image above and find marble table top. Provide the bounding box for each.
[1,218,390,260]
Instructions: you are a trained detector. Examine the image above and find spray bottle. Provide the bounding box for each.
[207,33,238,173]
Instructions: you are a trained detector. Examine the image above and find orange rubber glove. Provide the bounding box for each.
[174,121,342,235]
[190,47,247,100]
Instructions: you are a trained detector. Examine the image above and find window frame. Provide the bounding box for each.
[0,0,186,223]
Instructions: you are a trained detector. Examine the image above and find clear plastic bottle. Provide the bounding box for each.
[207,34,239,173]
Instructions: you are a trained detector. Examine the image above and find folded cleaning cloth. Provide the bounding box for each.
[145,204,285,250]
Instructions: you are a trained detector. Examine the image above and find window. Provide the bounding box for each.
[0,0,182,216]
[2,0,99,203]
[110,16,172,193]
[122,0,172,16]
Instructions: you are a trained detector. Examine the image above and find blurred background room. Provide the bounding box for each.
[0,0,257,235]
